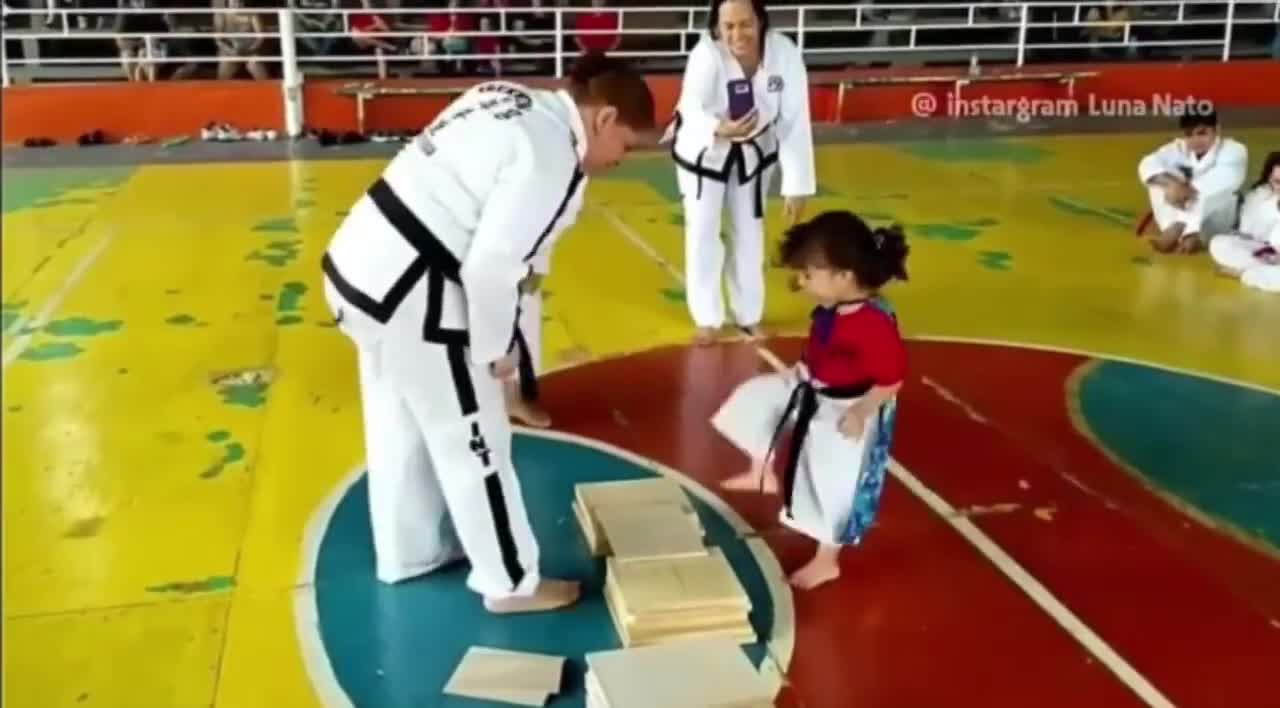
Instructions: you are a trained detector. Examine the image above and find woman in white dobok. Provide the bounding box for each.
[1209,152,1280,293]
[667,0,816,345]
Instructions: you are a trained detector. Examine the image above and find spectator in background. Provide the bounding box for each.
[574,0,620,55]
[509,0,554,74]
[473,0,504,75]
[1083,1,1137,59]
[294,0,341,57]
[350,3,400,54]
[114,0,169,81]
[425,0,476,74]
[214,0,269,79]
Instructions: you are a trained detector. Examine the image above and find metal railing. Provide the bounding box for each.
[2,2,1276,126]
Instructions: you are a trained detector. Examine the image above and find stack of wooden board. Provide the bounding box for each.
[573,478,755,648]
[573,478,704,557]
[603,547,755,647]
[584,638,774,708]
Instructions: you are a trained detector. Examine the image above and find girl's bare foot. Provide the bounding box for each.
[720,460,778,493]
[694,327,719,346]
[788,545,841,590]
[483,578,580,614]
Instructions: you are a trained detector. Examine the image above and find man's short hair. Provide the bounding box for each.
[1179,108,1218,133]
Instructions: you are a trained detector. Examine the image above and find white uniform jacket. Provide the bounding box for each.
[1239,184,1280,247]
[1138,136,1248,205]
[668,29,816,216]
[322,82,588,367]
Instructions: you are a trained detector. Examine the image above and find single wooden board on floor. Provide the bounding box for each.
[442,646,565,707]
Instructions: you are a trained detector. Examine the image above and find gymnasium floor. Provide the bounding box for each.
[4,120,1280,708]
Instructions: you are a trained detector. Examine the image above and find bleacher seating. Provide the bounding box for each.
[2,0,1277,84]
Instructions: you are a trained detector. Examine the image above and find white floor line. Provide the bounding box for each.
[753,345,1177,708]
[596,205,686,285]
[3,228,115,370]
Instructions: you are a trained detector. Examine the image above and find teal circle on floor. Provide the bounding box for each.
[1074,361,1280,551]
[312,433,777,707]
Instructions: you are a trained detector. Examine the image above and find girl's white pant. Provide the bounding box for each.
[711,370,878,546]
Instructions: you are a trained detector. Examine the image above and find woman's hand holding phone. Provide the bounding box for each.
[716,109,759,140]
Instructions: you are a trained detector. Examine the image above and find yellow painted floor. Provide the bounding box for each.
[3,127,1279,707]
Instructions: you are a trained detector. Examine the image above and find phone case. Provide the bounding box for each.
[727,79,755,121]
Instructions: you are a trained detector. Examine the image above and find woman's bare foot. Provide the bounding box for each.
[788,545,841,590]
[483,578,580,614]
[694,327,719,346]
[720,460,778,493]
[739,324,766,341]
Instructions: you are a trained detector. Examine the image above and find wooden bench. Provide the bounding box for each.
[820,69,1101,123]
[335,82,467,134]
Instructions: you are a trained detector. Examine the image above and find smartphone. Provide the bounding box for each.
[727,79,755,121]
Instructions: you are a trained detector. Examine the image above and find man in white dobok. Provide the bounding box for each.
[321,53,655,614]
[1138,109,1248,254]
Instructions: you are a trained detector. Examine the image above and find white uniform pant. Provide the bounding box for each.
[1208,234,1280,293]
[710,369,878,546]
[517,290,542,375]
[324,275,541,599]
[678,166,774,329]
[1147,185,1237,238]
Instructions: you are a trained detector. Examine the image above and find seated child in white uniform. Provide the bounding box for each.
[1209,151,1280,293]
[1138,109,1248,254]
[711,210,909,590]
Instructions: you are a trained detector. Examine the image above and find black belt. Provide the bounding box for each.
[767,378,872,517]
[669,111,779,219]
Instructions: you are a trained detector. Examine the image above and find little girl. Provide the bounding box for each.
[712,210,909,590]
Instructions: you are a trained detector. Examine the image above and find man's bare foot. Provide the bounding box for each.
[483,578,580,614]
[694,327,719,346]
[508,398,552,428]
[1176,233,1203,254]
[1151,222,1185,253]
[788,557,840,590]
[720,461,778,493]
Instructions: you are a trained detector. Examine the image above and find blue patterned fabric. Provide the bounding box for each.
[837,297,901,546]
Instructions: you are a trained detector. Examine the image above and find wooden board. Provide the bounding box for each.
[443,646,565,706]
[604,571,755,648]
[593,502,708,562]
[607,548,751,615]
[575,478,691,511]
[575,479,703,557]
[573,500,604,556]
[585,638,774,708]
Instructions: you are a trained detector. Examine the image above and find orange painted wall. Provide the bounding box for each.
[3,60,1278,144]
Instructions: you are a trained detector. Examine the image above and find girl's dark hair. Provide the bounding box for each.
[706,0,770,39]
[1251,151,1280,190]
[778,210,909,289]
[565,51,656,131]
